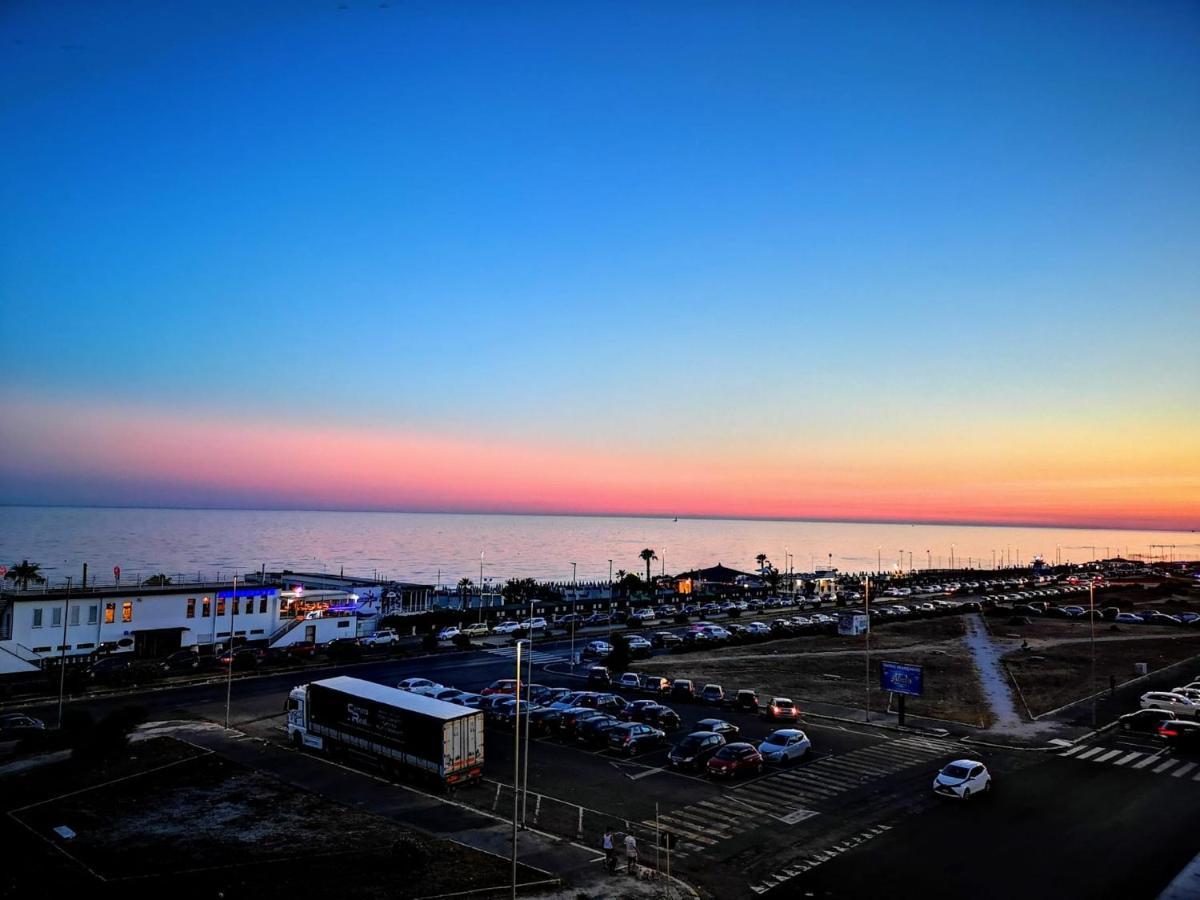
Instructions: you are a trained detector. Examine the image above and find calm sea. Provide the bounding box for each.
[1,506,1196,590]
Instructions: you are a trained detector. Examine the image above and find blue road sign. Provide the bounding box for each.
[880,661,924,697]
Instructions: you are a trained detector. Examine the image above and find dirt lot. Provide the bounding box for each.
[3,738,543,899]
[1004,635,1200,717]
[633,617,996,727]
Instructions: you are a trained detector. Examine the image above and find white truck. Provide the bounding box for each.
[287,676,484,788]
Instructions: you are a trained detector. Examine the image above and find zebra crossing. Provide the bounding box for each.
[1059,742,1200,780]
[643,734,958,858]
[483,646,569,665]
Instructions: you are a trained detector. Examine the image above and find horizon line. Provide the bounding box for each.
[0,501,1194,535]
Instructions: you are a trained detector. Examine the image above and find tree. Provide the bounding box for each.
[755,554,769,575]
[457,577,473,608]
[607,632,632,674]
[764,567,782,592]
[639,549,657,583]
[4,560,45,591]
[143,573,172,586]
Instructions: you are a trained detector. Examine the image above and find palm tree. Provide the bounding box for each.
[4,560,45,591]
[756,553,768,575]
[639,549,657,584]
[457,577,473,604]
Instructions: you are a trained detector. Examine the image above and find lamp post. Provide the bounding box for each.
[1089,581,1097,728]
[877,546,881,574]
[864,576,871,722]
[57,576,73,728]
[224,574,237,729]
[570,562,577,669]
[511,639,523,898]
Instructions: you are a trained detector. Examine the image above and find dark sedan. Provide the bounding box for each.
[527,706,563,736]
[1118,709,1174,733]
[577,714,625,745]
[1158,720,1200,749]
[696,718,739,739]
[559,707,607,739]
[668,731,726,770]
[607,722,667,755]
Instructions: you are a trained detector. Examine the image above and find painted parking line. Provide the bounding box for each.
[1113,752,1143,766]
[1060,745,1087,757]
[1133,752,1165,769]
[1153,758,1181,774]
[1075,747,1104,760]
[1170,762,1198,778]
[1092,749,1123,763]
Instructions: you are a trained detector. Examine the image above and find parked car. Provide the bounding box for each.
[1157,719,1200,749]
[436,626,461,641]
[696,718,739,739]
[492,621,523,635]
[733,689,760,714]
[1115,613,1144,624]
[521,617,549,632]
[627,636,653,658]
[639,674,671,695]
[668,731,726,770]
[480,678,518,696]
[671,679,696,702]
[0,713,46,739]
[460,622,491,638]
[559,707,607,739]
[451,692,487,709]
[1118,709,1174,733]
[1140,692,1200,718]
[531,685,571,705]
[86,654,136,683]
[587,666,612,687]
[700,684,726,705]
[398,677,442,692]
[762,697,800,722]
[617,672,642,690]
[651,632,683,649]
[164,649,201,672]
[643,704,682,731]
[933,759,992,800]
[707,742,764,778]
[757,729,811,763]
[582,641,613,660]
[608,722,667,755]
[576,713,625,745]
[283,640,318,659]
[527,706,563,735]
[362,628,400,646]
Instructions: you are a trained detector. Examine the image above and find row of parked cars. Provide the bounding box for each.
[393,674,812,776]
[1132,679,1200,743]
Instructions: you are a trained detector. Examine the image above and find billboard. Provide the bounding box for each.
[837,612,869,636]
[880,661,923,697]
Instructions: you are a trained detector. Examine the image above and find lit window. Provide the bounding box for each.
[32,608,43,628]
[202,597,211,617]
[232,597,240,616]
[216,598,226,617]
[186,598,196,619]
[121,602,132,623]
[104,603,115,624]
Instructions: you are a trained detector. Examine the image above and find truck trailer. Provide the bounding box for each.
[287,675,483,787]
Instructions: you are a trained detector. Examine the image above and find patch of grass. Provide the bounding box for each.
[1005,636,1200,716]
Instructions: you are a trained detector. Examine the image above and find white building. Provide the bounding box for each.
[0,581,284,665]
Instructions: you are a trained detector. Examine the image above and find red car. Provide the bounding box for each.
[706,742,764,778]
[482,679,519,696]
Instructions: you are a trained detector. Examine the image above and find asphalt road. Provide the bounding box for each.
[16,633,1200,899]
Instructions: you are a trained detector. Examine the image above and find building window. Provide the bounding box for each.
[279,597,288,612]
[32,646,52,653]
[186,598,196,619]
[216,598,226,617]
[70,605,80,626]
[202,597,211,618]
[250,628,264,635]
[52,607,62,627]
[337,620,349,628]
[232,597,240,616]
[32,608,43,628]
[104,603,116,624]
[259,596,268,614]
[121,602,132,623]
[87,604,98,625]
[76,642,95,650]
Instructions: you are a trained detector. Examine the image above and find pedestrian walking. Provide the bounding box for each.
[602,829,616,874]
[624,832,639,875]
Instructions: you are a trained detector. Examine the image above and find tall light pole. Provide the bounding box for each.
[950,544,955,569]
[57,576,73,728]
[864,575,871,722]
[511,640,522,898]
[570,562,577,668]
[877,546,881,574]
[480,551,485,612]
[224,574,237,729]
[1089,581,1097,728]
[927,549,931,570]
[521,634,533,826]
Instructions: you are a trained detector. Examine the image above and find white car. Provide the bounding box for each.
[1140,692,1200,717]
[361,629,399,646]
[1173,688,1200,703]
[1115,613,1144,624]
[492,621,523,635]
[397,677,441,691]
[521,617,549,632]
[757,729,811,763]
[436,626,461,641]
[933,759,991,800]
[582,640,612,659]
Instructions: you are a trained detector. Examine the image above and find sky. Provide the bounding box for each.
[1,1,1197,530]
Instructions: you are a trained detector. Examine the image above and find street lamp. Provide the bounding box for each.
[511,639,523,898]
[864,575,871,722]
[57,576,73,728]
[1089,581,1097,728]
[570,562,577,668]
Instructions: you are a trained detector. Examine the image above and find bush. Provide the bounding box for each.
[70,705,147,765]
[726,608,742,618]
[606,633,631,673]
[452,633,472,651]
[421,633,439,653]
[674,613,690,625]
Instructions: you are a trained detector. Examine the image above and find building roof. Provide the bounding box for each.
[673,564,754,584]
[311,676,476,722]
[1,581,279,602]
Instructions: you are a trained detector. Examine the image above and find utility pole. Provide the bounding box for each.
[224,574,237,729]
[511,640,522,898]
[1089,581,1097,728]
[570,562,577,669]
[57,577,73,728]
[864,576,871,722]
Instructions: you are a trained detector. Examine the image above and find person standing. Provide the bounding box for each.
[624,832,639,875]
[602,829,616,874]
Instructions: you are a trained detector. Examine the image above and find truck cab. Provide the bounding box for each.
[287,686,324,749]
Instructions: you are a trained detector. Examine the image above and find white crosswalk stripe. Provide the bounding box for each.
[483,647,568,664]
[1060,743,1200,782]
